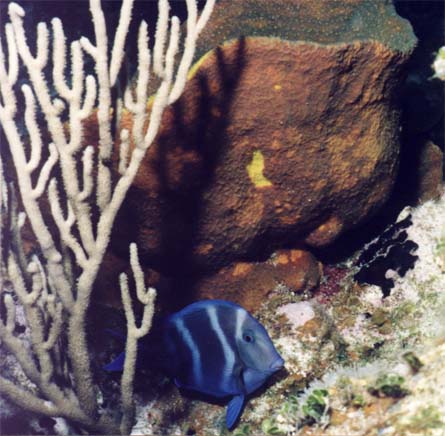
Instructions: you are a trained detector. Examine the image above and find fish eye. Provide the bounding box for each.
[242,330,255,343]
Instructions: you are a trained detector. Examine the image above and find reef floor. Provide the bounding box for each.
[125,191,445,436]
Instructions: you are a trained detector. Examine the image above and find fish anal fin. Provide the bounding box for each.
[226,395,245,430]
[103,351,126,372]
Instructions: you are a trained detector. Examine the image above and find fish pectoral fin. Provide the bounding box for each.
[226,395,245,430]
[103,351,126,372]
[174,377,183,388]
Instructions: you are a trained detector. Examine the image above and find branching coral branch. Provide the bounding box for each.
[120,243,157,434]
[81,0,115,211]
[78,146,94,203]
[119,129,130,176]
[3,294,16,334]
[48,179,88,269]
[124,20,150,146]
[4,23,18,83]
[168,0,216,104]
[0,0,214,434]
[0,377,58,417]
[109,0,134,87]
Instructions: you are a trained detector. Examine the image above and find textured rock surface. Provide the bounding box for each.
[416,141,444,203]
[191,249,321,312]
[116,0,416,273]
[193,0,416,58]
[95,249,320,314]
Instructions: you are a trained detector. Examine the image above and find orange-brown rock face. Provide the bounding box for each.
[192,249,322,313]
[416,141,444,203]
[113,0,416,276]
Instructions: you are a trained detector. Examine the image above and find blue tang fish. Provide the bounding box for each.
[163,300,284,429]
[104,300,284,429]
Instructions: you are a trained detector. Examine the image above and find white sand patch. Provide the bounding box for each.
[277,301,315,329]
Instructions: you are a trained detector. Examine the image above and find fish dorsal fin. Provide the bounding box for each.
[103,351,126,372]
[226,394,245,430]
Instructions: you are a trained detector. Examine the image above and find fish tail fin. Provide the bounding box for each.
[226,395,245,430]
[103,351,126,372]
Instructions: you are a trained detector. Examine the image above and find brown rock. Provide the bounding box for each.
[190,249,321,313]
[363,397,395,418]
[117,42,410,272]
[416,141,444,203]
[94,248,320,313]
[330,409,349,426]
[111,0,416,274]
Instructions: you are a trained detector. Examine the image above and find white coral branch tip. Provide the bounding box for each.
[31,143,58,200]
[119,129,130,175]
[78,146,94,202]
[4,294,16,333]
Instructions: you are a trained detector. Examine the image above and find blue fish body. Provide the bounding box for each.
[104,300,284,429]
[163,300,284,429]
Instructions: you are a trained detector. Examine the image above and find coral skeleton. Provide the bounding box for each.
[432,46,445,80]
[0,0,214,433]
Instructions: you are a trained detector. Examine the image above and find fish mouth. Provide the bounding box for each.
[269,357,285,372]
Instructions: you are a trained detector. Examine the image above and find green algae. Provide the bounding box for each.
[232,423,251,436]
[408,405,444,431]
[403,351,424,373]
[261,418,284,435]
[368,374,409,399]
[336,376,367,409]
[280,394,300,416]
[301,389,329,423]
